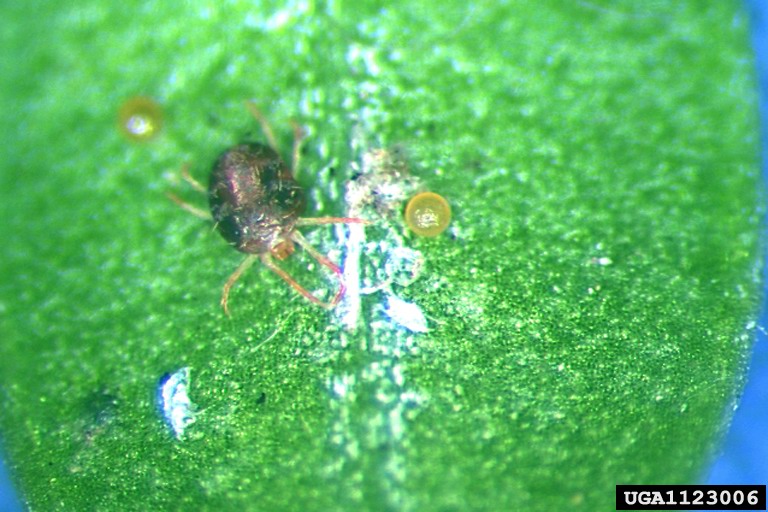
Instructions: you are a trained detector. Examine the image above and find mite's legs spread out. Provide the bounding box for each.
[169,101,372,313]
[259,252,338,310]
[219,236,344,313]
[220,254,259,316]
[290,231,345,308]
[244,100,306,177]
[180,166,206,193]
[243,101,279,151]
[165,165,210,219]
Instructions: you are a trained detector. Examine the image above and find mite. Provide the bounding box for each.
[169,102,368,314]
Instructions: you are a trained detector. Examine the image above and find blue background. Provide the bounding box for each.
[0,2,766,511]
[705,0,768,496]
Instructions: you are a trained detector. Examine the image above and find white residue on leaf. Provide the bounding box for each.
[384,294,429,333]
[158,367,197,439]
[384,247,424,287]
[324,126,434,511]
[359,244,424,295]
[337,221,366,332]
[243,0,312,31]
[336,137,425,334]
[346,43,382,77]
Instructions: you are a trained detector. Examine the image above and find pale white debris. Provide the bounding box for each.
[384,247,424,287]
[158,367,197,439]
[384,294,429,333]
[591,256,613,266]
[337,221,366,331]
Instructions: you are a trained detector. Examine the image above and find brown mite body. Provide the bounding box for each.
[209,143,304,258]
[169,102,368,314]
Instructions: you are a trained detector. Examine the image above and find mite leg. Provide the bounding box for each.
[166,192,210,219]
[260,251,338,310]
[290,231,345,307]
[288,119,306,177]
[244,101,279,152]
[242,100,307,176]
[180,166,206,193]
[296,217,371,227]
[220,254,259,316]
[167,164,210,219]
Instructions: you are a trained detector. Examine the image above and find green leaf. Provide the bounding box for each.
[0,1,761,510]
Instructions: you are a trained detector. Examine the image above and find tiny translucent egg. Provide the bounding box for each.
[404,192,451,237]
[118,96,163,142]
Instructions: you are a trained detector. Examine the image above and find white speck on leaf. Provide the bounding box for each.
[384,295,429,333]
[158,367,197,439]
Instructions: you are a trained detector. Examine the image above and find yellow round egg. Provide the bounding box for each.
[404,192,451,237]
[118,96,163,142]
